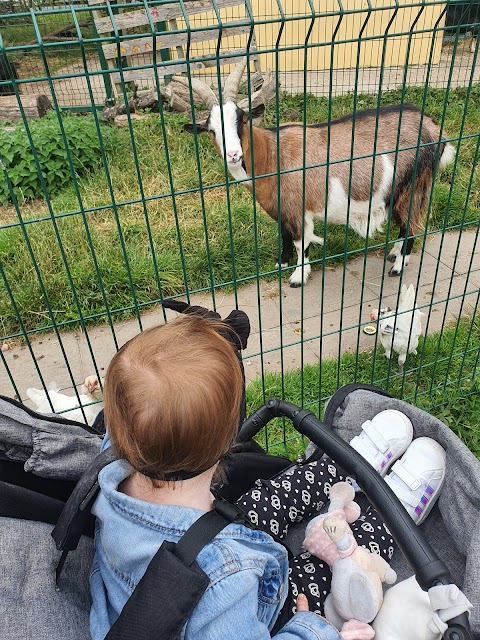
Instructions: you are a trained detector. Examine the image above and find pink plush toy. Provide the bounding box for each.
[303,482,397,639]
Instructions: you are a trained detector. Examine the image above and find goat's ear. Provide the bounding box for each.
[241,104,265,124]
[250,104,265,119]
[183,122,209,134]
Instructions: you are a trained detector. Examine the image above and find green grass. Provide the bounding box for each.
[0,82,478,460]
[246,312,480,460]
[0,85,479,338]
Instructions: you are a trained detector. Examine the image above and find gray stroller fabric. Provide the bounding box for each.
[0,518,94,640]
[0,397,101,640]
[0,390,479,639]
[0,396,102,480]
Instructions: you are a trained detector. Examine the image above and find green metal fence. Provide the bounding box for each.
[0,0,479,453]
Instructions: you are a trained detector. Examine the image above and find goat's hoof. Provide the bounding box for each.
[289,266,310,288]
[387,252,397,263]
[275,262,289,269]
[388,267,401,277]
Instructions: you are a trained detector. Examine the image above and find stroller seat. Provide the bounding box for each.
[0,385,478,640]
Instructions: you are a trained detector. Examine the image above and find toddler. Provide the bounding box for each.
[90,313,445,639]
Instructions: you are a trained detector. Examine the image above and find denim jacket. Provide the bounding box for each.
[90,458,342,640]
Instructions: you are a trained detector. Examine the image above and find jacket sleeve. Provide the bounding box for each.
[184,567,341,640]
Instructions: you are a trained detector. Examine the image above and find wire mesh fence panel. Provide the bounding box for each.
[0,0,479,453]
[0,0,104,107]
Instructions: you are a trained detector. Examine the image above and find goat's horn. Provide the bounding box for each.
[237,69,277,111]
[171,75,218,110]
[222,56,247,104]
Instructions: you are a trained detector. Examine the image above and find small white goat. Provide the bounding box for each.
[372,284,425,372]
[182,59,455,287]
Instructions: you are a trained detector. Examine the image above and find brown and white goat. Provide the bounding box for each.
[182,59,455,287]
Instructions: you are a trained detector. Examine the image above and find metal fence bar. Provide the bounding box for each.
[0,0,479,446]
[317,0,344,416]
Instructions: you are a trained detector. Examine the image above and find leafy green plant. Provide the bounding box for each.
[0,112,116,204]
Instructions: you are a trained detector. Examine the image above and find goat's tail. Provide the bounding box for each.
[438,142,456,170]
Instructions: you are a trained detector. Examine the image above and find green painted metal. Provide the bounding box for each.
[88,4,115,107]
[0,1,479,454]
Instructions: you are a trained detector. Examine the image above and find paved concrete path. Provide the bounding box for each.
[1,228,478,407]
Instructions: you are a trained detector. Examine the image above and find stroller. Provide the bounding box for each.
[0,380,478,639]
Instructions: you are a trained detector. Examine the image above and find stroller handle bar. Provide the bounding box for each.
[238,399,472,640]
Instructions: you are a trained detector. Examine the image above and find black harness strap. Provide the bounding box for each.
[52,447,116,582]
[175,497,250,566]
[323,383,393,427]
[0,480,65,525]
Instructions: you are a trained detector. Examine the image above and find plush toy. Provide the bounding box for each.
[303,482,397,637]
[372,575,473,640]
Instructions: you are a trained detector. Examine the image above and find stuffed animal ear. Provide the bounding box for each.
[328,481,356,510]
[344,501,362,523]
[328,482,361,522]
[161,299,221,321]
[161,299,250,350]
[222,309,250,350]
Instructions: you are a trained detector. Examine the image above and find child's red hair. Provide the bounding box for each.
[104,315,244,482]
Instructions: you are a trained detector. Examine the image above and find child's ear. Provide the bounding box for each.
[183,122,209,134]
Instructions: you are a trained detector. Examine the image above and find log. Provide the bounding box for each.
[101,69,277,123]
[102,88,159,121]
[102,86,190,120]
[237,70,277,112]
[103,97,136,120]
[136,90,160,110]
[0,94,52,122]
[164,81,192,113]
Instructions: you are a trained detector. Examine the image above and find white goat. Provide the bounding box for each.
[372,284,425,372]
[182,59,455,287]
[26,376,103,426]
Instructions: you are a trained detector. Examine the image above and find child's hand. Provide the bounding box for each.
[296,593,309,613]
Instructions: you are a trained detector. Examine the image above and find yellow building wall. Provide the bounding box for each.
[184,0,446,73]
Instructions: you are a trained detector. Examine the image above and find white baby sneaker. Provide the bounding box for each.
[350,410,414,477]
[385,437,446,525]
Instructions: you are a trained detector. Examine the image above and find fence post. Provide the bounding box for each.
[88,5,115,106]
